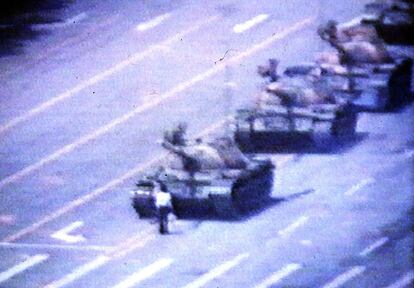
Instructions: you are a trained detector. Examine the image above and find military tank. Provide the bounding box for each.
[364,0,414,44]
[284,58,412,111]
[316,19,413,110]
[131,127,274,219]
[234,71,358,148]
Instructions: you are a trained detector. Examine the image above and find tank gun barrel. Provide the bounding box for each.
[161,139,201,176]
[161,139,185,156]
[254,106,340,122]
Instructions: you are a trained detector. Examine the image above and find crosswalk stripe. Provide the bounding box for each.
[0,254,49,284]
[253,263,302,288]
[322,266,365,288]
[383,271,414,288]
[112,258,174,288]
[182,253,249,288]
[44,255,110,288]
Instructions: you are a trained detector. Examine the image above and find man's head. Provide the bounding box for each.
[177,122,188,133]
[269,58,279,69]
[317,20,338,41]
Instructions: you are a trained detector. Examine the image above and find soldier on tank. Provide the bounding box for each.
[257,59,280,82]
[163,122,188,146]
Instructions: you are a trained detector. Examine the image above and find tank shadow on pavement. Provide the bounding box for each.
[0,0,71,57]
[238,132,368,154]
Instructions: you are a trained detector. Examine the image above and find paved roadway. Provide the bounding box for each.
[0,0,413,287]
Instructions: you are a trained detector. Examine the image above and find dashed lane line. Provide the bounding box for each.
[0,254,49,284]
[404,150,414,159]
[182,253,249,288]
[383,271,414,288]
[233,14,269,33]
[0,14,120,80]
[0,214,15,225]
[0,16,218,135]
[0,117,230,243]
[344,177,375,196]
[2,156,164,243]
[0,19,219,190]
[0,16,314,191]
[136,13,171,32]
[1,17,313,243]
[44,255,110,288]
[31,12,88,30]
[0,242,112,252]
[278,216,309,237]
[44,233,154,288]
[359,237,389,257]
[321,266,366,288]
[253,263,302,288]
[111,258,174,288]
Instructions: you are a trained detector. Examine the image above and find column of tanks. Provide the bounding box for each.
[130,0,413,221]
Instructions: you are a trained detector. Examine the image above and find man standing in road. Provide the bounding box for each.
[152,181,174,234]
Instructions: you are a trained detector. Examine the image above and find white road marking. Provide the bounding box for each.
[253,263,302,288]
[0,242,112,251]
[224,81,238,88]
[44,255,110,288]
[66,13,88,25]
[32,13,88,30]
[136,13,171,31]
[344,178,375,196]
[112,258,173,288]
[157,44,172,52]
[278,216,309,237]
[404,150,414,159]
[2,17,315,243]
[2,156,162,244]
[0,214,15,225]
[0,25,221,192]
[1,15,120,80]
[274,155,295,168]
[0,254,49,284]
[0,16,313,192]
[359,237,389,257]
[233,14,269,33]
[182,253,249,288]
[322,266,366,288]
[300,240,312,246]
[51,221,86,243]
[384,271,414,288]
[2,116,228,243]
[0,16,217,135]
[44,234,154,288]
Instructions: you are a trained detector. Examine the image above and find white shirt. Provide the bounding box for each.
[154,191,172,207]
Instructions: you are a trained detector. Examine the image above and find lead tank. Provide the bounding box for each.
[131,128,274,218]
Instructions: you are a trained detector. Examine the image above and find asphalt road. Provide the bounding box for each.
[0,0,413,287]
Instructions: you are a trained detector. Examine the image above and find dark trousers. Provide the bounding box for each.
[158,206,172,234]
